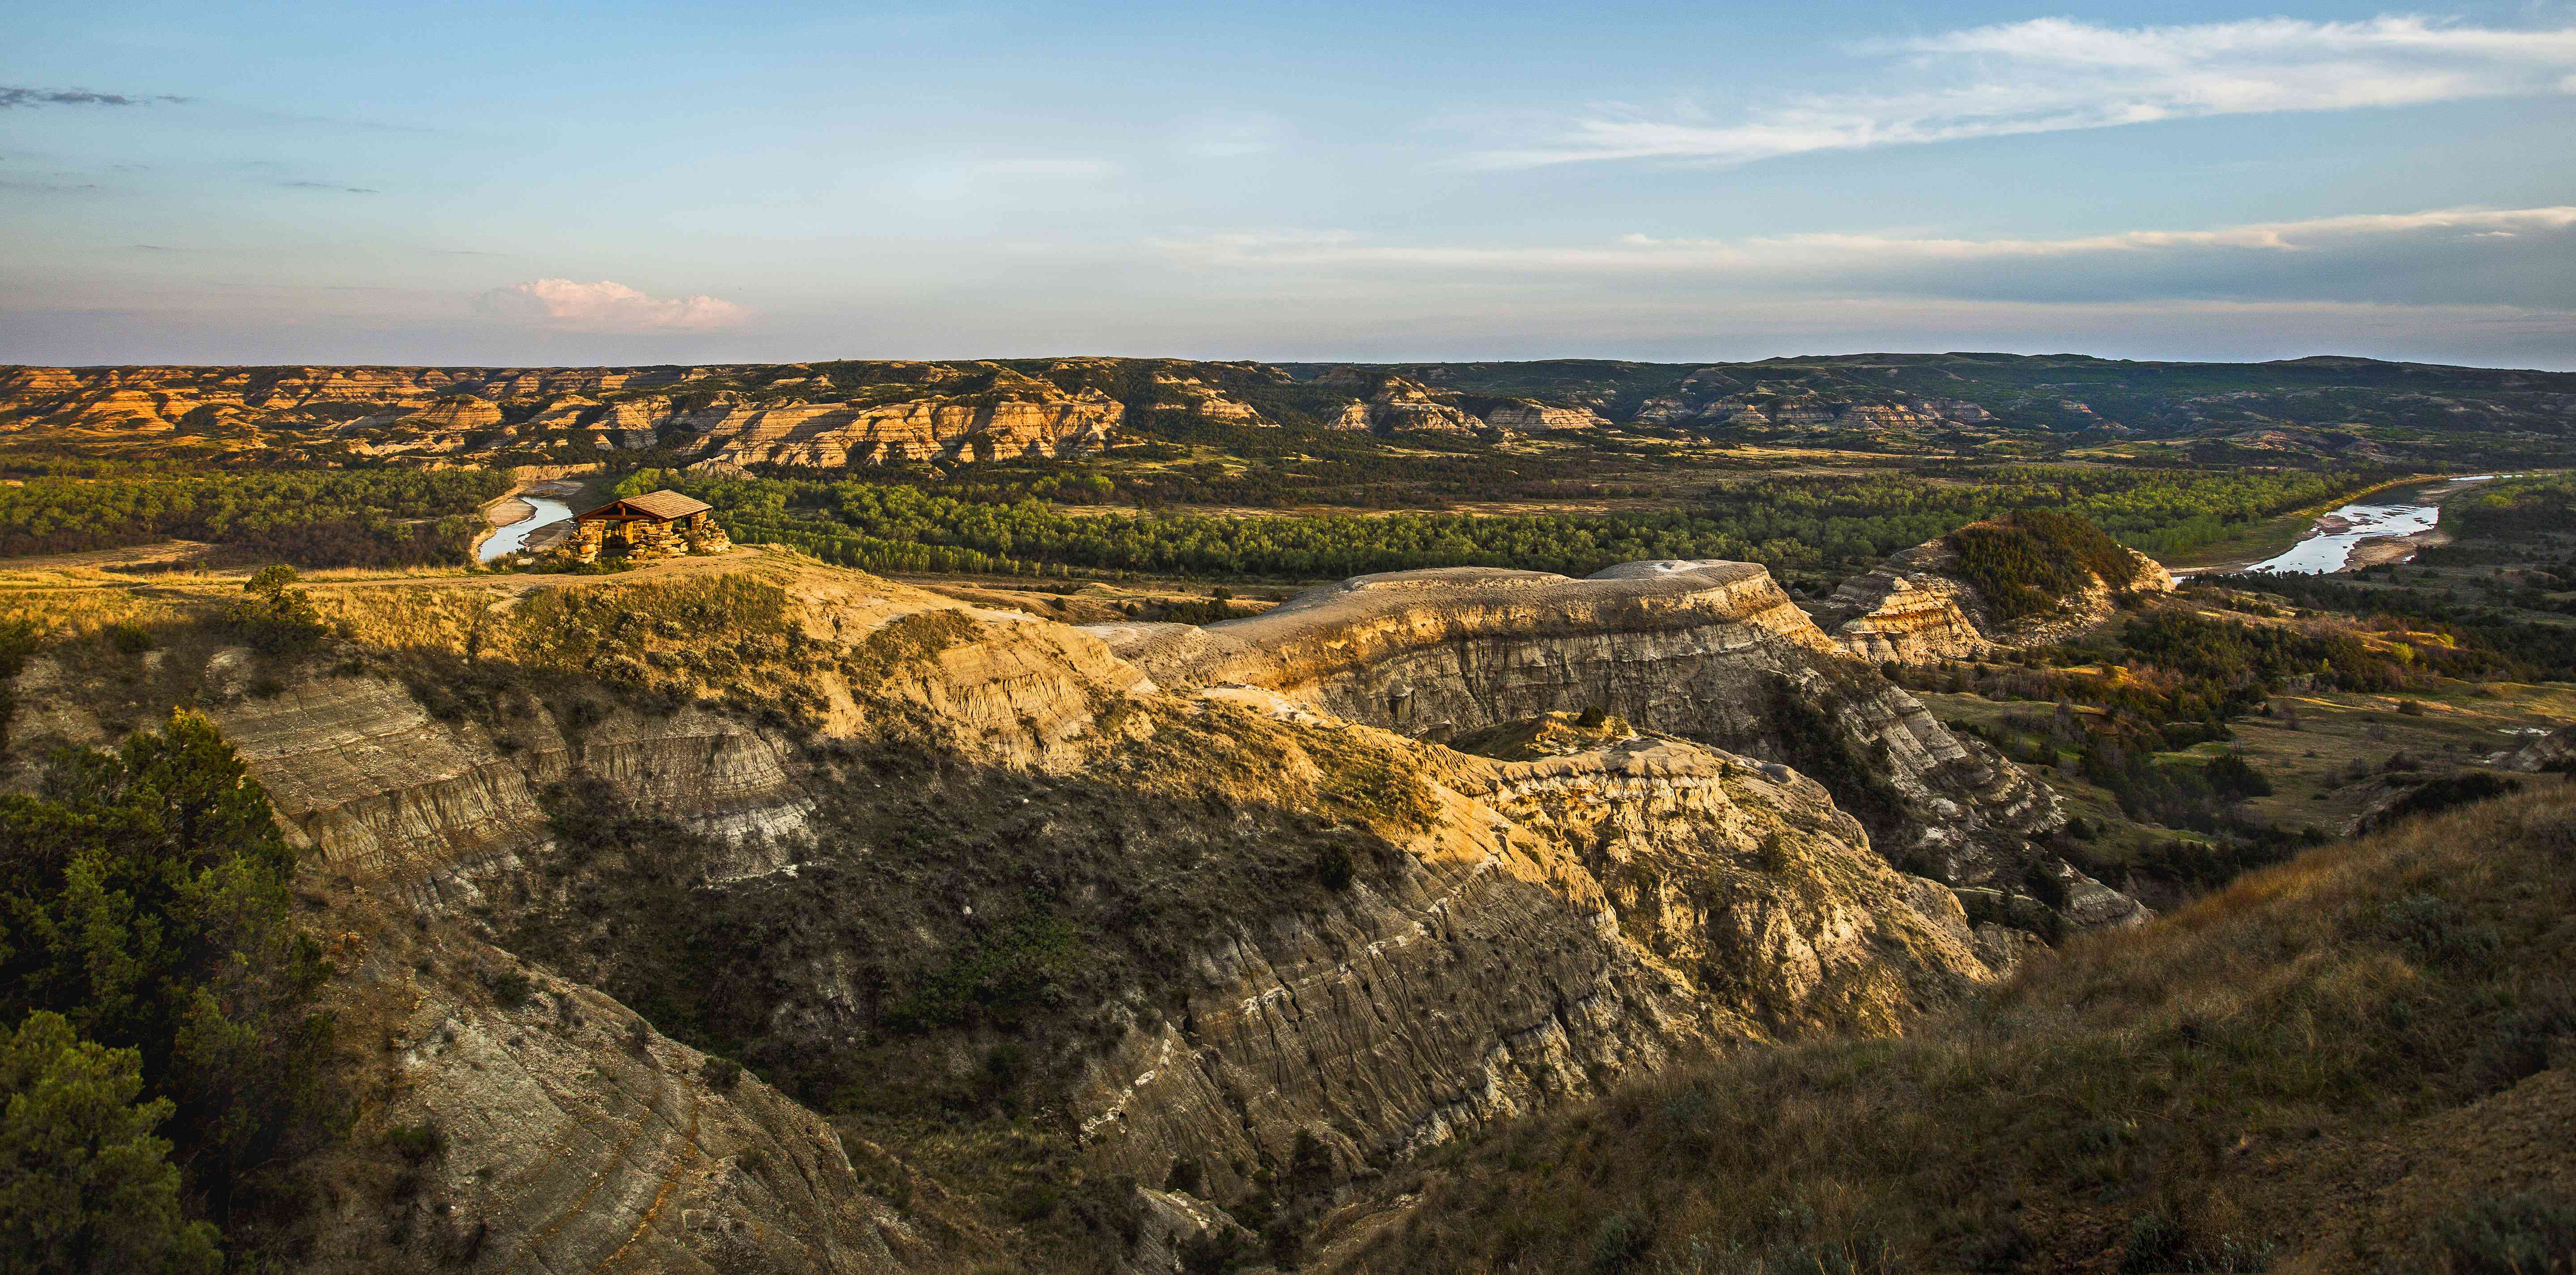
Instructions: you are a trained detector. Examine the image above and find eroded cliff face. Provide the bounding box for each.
[1818,538,2177,665]
[292,922,936,1275]
[8,551,2029,1273]
[1059,696,1991,1201]
[0,362,1121,468]
[1083,562,2128,926]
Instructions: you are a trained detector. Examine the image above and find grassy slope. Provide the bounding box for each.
[1326,781,2576,1275]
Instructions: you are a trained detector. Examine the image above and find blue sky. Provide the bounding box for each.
[5,1,2574,367]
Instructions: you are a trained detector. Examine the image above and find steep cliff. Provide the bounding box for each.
[1085,561,2134,927]
[1818,529,2176,665]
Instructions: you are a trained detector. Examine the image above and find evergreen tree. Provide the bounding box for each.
[0,1011,222,1275]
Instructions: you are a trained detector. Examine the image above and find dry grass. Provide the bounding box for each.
[1333,781,2576,1275]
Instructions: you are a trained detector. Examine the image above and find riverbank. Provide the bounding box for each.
[470,479,589,561]
[2164,473,2498,576]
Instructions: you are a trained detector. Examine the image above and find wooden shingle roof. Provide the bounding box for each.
[578,490,713,521]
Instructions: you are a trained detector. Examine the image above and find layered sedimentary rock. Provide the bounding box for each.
[1067,711,1993,1198]
[1479,402,1607,432]
[1315,369,1484,436]
[293,937,928,1275]
[1086,561,2132,923]
[678,388,1123,466]
[1818,537,2176,665]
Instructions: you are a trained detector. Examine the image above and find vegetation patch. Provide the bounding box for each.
[1945,509,2144,623]
[0,713,335,1266]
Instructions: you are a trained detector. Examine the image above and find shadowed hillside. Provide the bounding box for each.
[1324,779,2576,1275]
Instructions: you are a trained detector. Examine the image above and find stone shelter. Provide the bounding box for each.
[566,490,732,563]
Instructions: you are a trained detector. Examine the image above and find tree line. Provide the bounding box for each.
[0,469,508,567]
[619,464,2365,583]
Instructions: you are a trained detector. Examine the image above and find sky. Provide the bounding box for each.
[4,1,2575,369]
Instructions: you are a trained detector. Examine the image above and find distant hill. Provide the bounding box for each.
[3,353,2570,470]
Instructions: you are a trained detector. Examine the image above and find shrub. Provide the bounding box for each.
[698,1056,744,1092]
[2358,773,2523,835]
[228,564,329,653]
[1315,841,1356,891]
[383,1120,444,1163]
[484,968,534,1010]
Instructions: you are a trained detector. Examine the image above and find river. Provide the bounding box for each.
[2240,476,2503,576]
[479,496,574,562]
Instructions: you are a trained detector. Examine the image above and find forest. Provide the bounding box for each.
[0,469,507,568]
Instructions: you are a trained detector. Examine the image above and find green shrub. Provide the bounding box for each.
[1314,842,1356,891]
[228,565,329,653]
[382,1120,444,1163]
[484,968,534,1010]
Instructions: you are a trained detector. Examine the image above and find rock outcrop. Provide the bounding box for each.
[1064,700,1992,1199]
[1314,369,1485,436]
[1479,402,1606,432]
[1087,562,2135,924]
[2500,725,2576,774]
[294,932,931,1275]
[1818,535,2176,665]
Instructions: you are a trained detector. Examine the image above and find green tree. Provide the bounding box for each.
[0,1011,221,1275]
[227,565,327,653]
[0,711,333,1224]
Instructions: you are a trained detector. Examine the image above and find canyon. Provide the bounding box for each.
[7,546,2103,1274]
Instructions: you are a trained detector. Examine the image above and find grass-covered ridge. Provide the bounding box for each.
[1331,781,2576,1275]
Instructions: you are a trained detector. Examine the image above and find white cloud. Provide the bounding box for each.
[1474,16,2576,168]
[474,279,748,331]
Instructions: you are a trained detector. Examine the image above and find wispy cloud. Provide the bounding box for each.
[1474,16,2576,168]
[473,279,749,331]
[277,179,381,194]
[1159,206,2576,271]
[0,85,189,109]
